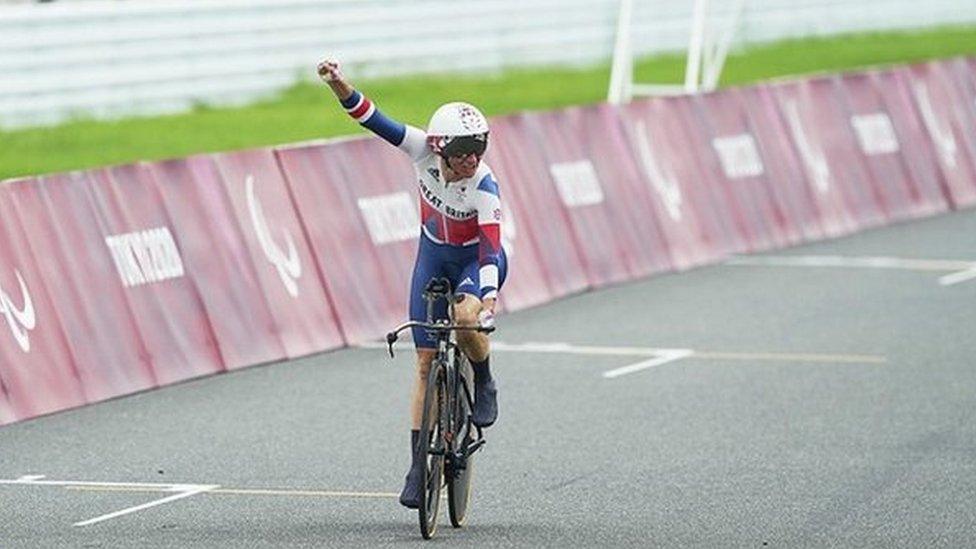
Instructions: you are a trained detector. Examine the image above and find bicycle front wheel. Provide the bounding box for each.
[418,361,446,539]
[448,354,476,528]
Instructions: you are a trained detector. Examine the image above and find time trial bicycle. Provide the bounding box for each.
[386,277,494,539]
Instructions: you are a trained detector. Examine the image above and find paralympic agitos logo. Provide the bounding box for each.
[0,269,36,353]
[245,175,301,298]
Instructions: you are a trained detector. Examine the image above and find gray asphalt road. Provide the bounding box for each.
[2,210,975,548]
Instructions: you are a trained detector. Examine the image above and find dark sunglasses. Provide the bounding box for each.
[442,134,488,158]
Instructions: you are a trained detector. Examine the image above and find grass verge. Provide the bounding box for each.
[2,25,975,180]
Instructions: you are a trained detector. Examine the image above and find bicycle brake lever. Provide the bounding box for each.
[385,332,397,358]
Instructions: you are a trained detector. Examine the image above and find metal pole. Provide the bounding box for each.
[608,0,634,104]
[684,0,708,93]
[703,0,746,90]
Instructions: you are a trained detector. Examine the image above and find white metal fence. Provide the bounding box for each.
[1,0,973,128]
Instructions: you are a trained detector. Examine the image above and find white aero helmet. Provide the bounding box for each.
[426,102,489,158]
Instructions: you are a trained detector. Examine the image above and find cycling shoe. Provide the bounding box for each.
[471,379,498,428]
[399,463,424,509]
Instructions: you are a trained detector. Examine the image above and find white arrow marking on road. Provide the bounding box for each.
[0,477,218,526]
[602,349,695,379]
[939,268,976,286]
[73,484,218,527]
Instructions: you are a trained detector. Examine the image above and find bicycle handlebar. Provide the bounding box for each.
[385,321,495,358]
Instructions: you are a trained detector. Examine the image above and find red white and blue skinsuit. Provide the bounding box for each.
[340,91,508,348]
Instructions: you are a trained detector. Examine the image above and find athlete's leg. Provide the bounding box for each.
[407,234,448,429]
[400,237,447,509]
[453,294,497,428]
[453,294,489,362]
[452,249,507,365]
[451,251,507,428]
[410,349,436,429]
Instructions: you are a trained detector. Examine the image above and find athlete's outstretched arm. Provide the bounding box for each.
[317,58,427,159]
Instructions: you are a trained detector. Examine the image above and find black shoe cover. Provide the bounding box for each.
[399,463,424,509]
[471,379,498,428]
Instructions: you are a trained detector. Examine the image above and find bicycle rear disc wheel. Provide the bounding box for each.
[448,356,476,527]
[418,364,446,539]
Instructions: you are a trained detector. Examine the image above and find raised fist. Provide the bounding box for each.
[317,58,344,83]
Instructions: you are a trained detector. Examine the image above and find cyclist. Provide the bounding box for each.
[317,59,508,509]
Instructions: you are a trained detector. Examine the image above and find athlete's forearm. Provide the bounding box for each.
[326,79,355,102]
[317,59,353,100]
[339,90,409,147]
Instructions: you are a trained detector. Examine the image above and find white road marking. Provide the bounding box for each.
[357,341,885,378]
[66,486,170,493]
[211,488,398,498]
[602,349,695,379]
[939,268,976,286]
[66,486,400,499]
[73,484,217,527]
[16,474,46,481]
[364,340,689,357]
[727,254,976,286]
[0,477,218,527]
[494,341,691,358]
[727,254,975,271]
[691,350,886,363]
[0,478,201,489]
[1,475,406,522]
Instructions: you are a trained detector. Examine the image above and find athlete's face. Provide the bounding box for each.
[446,152,481,179]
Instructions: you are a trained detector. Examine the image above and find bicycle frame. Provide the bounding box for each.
[386,277,493,535]
[386,279,494,461]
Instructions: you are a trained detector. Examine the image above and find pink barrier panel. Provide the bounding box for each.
[690,89,804,250]
[13,172,157,401]
[664,96,757,253]
[0,180,86,424]
[908,61,976,208]
[620,97,737,267]
[836,72,947,220]
[930,58,976,208]
[88,164,224,385]
[739,85,828,241]
[212,150,345,357]
[510,105,674,284]
[275,139,417,344]
[490,179,553,314]
[877,69,953,216]
[946,57,976,125]
[148,156,286,369]
[768,79,882,232]
[487,115,590,295]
